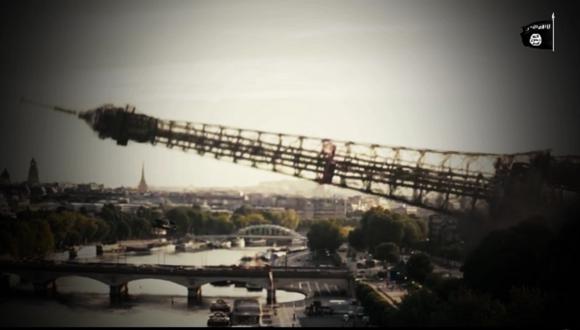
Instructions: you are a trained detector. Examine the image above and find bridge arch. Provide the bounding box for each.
[126,278,190,296]
[237,224,306,240]
[54,275,110,293]
[122,276,269,296]
[1,271,21,280]
[1,271,24,288]
[2,271,114,288]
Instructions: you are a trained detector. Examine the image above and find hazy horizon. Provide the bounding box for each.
[1,0,579,188]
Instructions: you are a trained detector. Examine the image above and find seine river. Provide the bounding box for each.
[0,246,306,327]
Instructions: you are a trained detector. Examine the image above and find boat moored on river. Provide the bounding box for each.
[245,282,263,292]
[207,311,231,327]
[231,299,261,326]
[232,237,245,248]
[209,299,231,313]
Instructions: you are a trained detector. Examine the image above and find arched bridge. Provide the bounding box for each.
[194,224,307,243]
[237,225,306,241]
[0,261,351,305]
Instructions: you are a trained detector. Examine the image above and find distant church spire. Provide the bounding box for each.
[137,162,148,193]
[0,168,10,185]
[28,158,39,185]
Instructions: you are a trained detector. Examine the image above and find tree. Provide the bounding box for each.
[356,282,397,326]
[348,227,365,250]
[94,218,110,242]
[392,288,440,326]
[361,207,405,250]
[47,212,72,249]
[233,205,254,217]
[339,225,353,240]
[504,287,549,326]
[166,207,192,236]
[375,242,401,264]
[130,216,153,238]
[244,213,269,226]
[187,208,205,234]
[439,243,465,262]
[430,288,506,326]
[406,253,433,283]
[115,216,132,240]
[100,204,123,241]
[232,206,300,230]
[207,212,235,234]
[279,209,300,230]
[345,207,429,253]
[461,217,553,300]
[307,220,343,253]
[14,222,35,258]
[424,273,464,301]
[414,217,429,238]
[541,209,580,327]
[32,220,55,257]
[402,221,422,248]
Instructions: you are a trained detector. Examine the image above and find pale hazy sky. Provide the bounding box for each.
[1,0,579,188]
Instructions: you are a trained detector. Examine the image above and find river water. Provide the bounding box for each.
[0,246,306,327]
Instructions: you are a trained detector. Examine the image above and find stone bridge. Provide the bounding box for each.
[0,261,351,305]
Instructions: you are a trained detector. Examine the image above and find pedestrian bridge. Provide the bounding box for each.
[0,261,350,305]
[237,225,306,240]
[195,224,307,242]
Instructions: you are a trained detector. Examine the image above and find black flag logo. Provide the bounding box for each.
[521,17,554,50]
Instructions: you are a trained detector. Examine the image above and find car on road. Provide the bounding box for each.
[305,300,334,316]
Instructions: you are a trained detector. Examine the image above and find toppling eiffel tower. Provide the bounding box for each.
[22,98,580,217]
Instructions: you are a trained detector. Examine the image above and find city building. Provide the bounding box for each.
[27,158,39,185]
[347,195,381,212]
[191,190,247,211]
[428,214,460,244]
[0,168,10,185]
[309,197,347,220]
[0,193,14,218]
[246,193,350,221]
